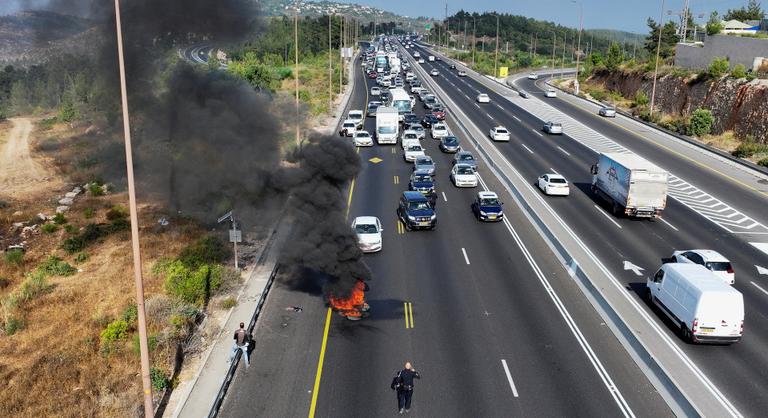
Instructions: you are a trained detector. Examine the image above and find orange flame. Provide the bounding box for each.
[329,280,367,319]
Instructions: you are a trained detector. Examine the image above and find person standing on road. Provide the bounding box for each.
[392,362,420,414]
[229,322,249,369]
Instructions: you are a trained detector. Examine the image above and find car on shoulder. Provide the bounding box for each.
[352,216,382,253]
[457,70,467,77]
[527,72,539,80]
[451,164,478,188]
[670,250,735,285]
[542,121,563,135]
[537,173,570,196]
[430,69,440,76]
[413,155,436,175]
[431,123,449,139]
[471,191,503,222]
[367,101,382,117]
[353,130,373,147]
[452,151,477,171]
[599,106,617,117]
[403,142,426,162]
[421,114,440,129]
[402,113,420,126]
[371,86,381,96]
[519,90,530,98]
[439,136,461,153]
[489,126,511,141]
[339,119,360,137]
[407,124,426,140]
[544,88,557,98]
[476,93,491,103]
[409,169,436,194]
[397,191,436,231]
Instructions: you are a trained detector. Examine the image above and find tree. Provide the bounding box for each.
[731,63,747,78]
[706,11,723,35]
[689,109,713,136]
[644,18,679,60]
[708,56,730,78]
[588,52,604,66]
[605,42,624,71]
[724,0,765,21]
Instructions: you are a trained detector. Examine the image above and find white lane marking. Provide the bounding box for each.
[623,261,644,276]
[442,191,448,202]
[486,113,494,120]
[513,115,521,122]
[461,247,470,265]
[534,130,544,137]
[520,144,534,154]
[751,281,768,296]
[556,146,571,156]
[594,205,622,229]
[549,168,560,175]
[750,242,768,257]
[500,359,520,397]
[660,218,679,231]
[496,104,505,111]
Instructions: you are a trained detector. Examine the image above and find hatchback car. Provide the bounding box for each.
[599,107,617,117]
[537,173,570,196]
[430,104,446,120]
[471,191,503,222]
[671,250,735,285]
[431,123,449,139]
[409,170,435,194]
[413,156,436,175]
[397,191,436,231]
[352,216,383,253]
[476,93,491,103]
[489,126,511,141]
[423,95,439,109]
[543,121,563,135]
[418,58,425,64]
[452,151,477,171]
[451,164,478,188]
[439,136,461,153]
[353,130,373,147]
[367,101,382,117]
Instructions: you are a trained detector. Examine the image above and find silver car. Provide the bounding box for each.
[543,121,563,135]
[413,156,436,175]
[599,107,617,117]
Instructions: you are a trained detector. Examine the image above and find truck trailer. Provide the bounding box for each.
[590,152,668,219]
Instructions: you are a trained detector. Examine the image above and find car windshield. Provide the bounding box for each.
[549,178,567,184]
[344,123,355,128]
[457,166,474,175]
[408,201,431,211]
[444,137,458,145]
[425,97,436,103]
[404,133,417,139]
[355,224,378,234]
[496,129,508,134]
[356,132,370,137]
[410,125,423,132]
[412,175,431,182]
[480,198,500,206]
[459,154,474,161]
[434,125,445,131]
[706,262,732,272]
[407,145,423,152]
[416,158,432,165]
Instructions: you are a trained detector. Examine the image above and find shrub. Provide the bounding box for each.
[150,367,169,392]
[52,212,67,224]
[708,57,730,78]
[122,303,138,323]
[88,183,104,196]
[4,316,24,335]
[731,64,747,79]
[758,157,768,168]
[689,109,714,136]
[100,319,130,352]
[41,223,59,233]
[74,252,89,263]
[17,272,52,302]
[132,334,158,356]
[178,236,230,269]
[83,207,95,218]
[106,205,128,221]
[64,224,78,234]
[220,297,237,309]
[0,277,8,289]
[732,142,768,158]
[164,261,218,306]
[634,90,649,107]
[4,249,24,266]
[37,256,76,277]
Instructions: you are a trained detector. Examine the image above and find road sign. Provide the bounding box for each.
[499,66,509,78]
[425,23,431,30]
[229,229,242,243]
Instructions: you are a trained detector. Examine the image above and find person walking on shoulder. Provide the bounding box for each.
[392,362,420,414]
[228,322,250,369]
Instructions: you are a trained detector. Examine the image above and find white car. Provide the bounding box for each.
[431,123,449,139]
[599,107,617,117]
[544,89,557,98]
[403,142,426,162]
[352,216,382,253]
[418,58,425,64]
[411,85,424,94]
[353,130,373,147]
[542,121,563,135]
[339,119,359,137]
[476,93,490,103]
[371,86,381,96]
[347,109,363,124]
[430,69,439,76]
[457,70,467,77]
[451,164,478,188]
[537,173,570,196]
[489,126,510,141]
[527,72,539,80]
[671,250,735,285]
[407,124,426,140]
[414,52,420,57]
[401,131,420,146]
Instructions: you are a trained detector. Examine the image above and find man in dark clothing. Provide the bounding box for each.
[228,322,249,369]
[427,191,438,209]
[394,362,420,414]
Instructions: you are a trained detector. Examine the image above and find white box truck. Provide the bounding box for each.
[590,152,668,218]
[646,263,744,344]
[375,106,399,144]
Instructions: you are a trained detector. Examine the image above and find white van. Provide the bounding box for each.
[428,55,435,62]
[646,263,743,344]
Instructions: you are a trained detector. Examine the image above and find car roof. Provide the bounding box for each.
[544,173,566,180]
[349,109,363,114]
[478,93,489,96]
[494,126,508,130]
[355,130,370,135]
[412,169,433,176]
[403,191,427,201]
[478,191,498,199]
[683,249,729,262]
[354,216,379,225]
[342,119,355,124]
[415,156,433,162]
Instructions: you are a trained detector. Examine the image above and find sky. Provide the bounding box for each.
[0,1,758,33]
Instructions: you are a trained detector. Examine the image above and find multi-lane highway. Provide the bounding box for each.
[220,43,672,417]
[407,42,768,415]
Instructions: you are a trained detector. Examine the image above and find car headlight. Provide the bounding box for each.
[480,211,487,216]
[430,214,437,220]
[407,215,416,221]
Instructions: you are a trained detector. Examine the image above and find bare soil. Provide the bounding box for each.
[0,117,63,201]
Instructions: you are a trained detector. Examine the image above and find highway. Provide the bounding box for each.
[220,44,671,417]
[408,42,768,415]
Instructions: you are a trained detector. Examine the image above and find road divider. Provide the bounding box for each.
[404,302,414,329]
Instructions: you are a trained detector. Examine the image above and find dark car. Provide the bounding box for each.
[423,95,438,110]
[439,136,461,153]
[421,114,440,129]
[431,104,446,120]
[397,191,436,231]
[409,169,435,194]
[471,191,504,222]
[380,90,390,101]
[402,113,420,126]
[367,101,382,117]
[452,151,478,171]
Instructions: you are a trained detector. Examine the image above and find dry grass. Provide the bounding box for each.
[700,131,740,153]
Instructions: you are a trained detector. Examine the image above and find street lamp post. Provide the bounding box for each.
[472,16,476,67]
[494,14,500,78]
[650,0,666,118]
[572,0,583,94]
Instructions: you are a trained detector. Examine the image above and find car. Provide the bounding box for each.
[489,126,511,141]
[527,72,539,80]
[451,164,478,188]
[428,55,435,62]
[457,70,467,77]
[417,90,431,101]
[519,90,530,98]
[339,119,360,137]
[430,69,440,77]
[471,191,504,222]
[352,216,383,253]
[599,106,617,117]
[413,156,436,175]
[670,250,735,285]
[403,142,426,162]
[418,58,425,64]
[410,84,423,94]
[430,104,446,120]
[402,113,420,126]
[544,88,557,98]
[431,123,449,139]
[409,169,435,194]
[397,191,436,231]
[450,64,456,69]
[367,101,382,117]
[368,71,378,79]
[537,173,570,196]
[452,151,477,171]
[401,132,420,147]
[380,90,390,101]
[414,52,420,57]
[476,93,490,103]
[439,136,461,153]
[353,130,374,147]
[348,109,363,124]
[436,56,442,61]
[371,86,381,96]
[407,124,426,139]
[421,114,440,129]
[423,95,439,110]
[543,121,563,135]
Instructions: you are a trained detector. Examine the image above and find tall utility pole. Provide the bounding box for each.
[472,16,476,67]
[464,20,467,50]
[112,1,153,415]
[294,7,300,147]
[533,32,538,62]
[561,31,567,78]
[444,2,448,51]
[339,15,343,95]
[328,14,332,113]
[572,0,583,94]
[650,0,666,117]
[551,31,556,79]
[494,14,500,78]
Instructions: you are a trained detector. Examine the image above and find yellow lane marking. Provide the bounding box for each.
[308,307,333,418]
[394,175,399,185]
[397,221,405,235]
[345,178,356,219]
[404,302,414,329]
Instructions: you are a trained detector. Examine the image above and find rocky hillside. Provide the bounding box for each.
[0,11,96,66]
[588,68,768,144]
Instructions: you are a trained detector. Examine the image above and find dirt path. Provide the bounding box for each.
[0,117,55,198]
